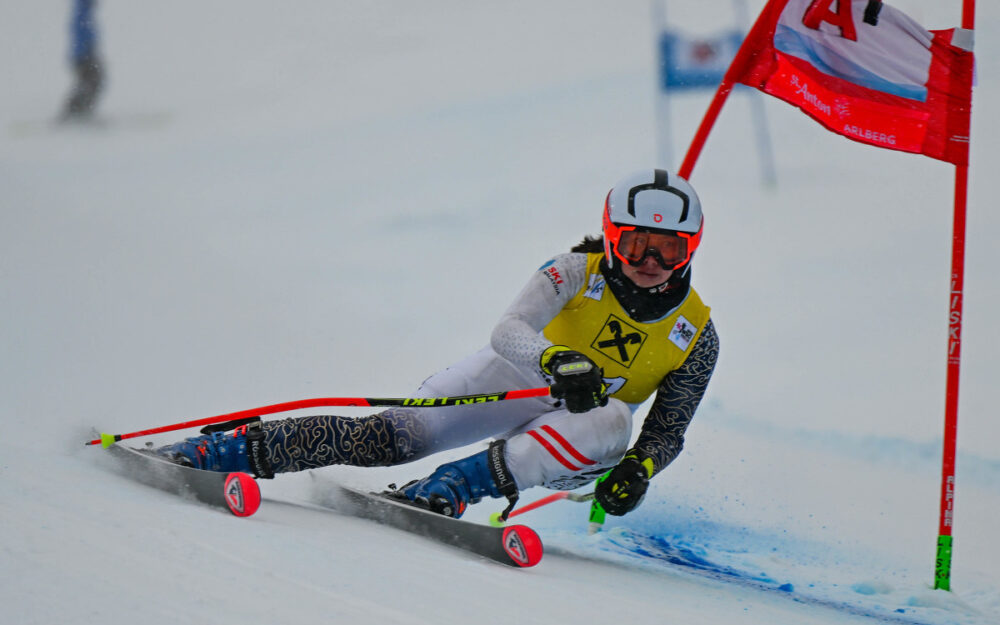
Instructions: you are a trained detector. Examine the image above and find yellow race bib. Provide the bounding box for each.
[542,254,710,404]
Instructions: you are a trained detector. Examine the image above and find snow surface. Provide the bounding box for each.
[2,1,998,624]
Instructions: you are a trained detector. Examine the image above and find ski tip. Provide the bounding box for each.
[223,473,261,517]
[501,525,543,567]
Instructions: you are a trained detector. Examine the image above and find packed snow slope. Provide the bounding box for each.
[2,2,999,624]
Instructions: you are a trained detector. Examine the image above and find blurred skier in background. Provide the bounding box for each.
[154,169,719,520]
[62,0,104,120]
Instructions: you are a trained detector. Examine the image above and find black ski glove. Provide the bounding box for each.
[594,452,654,516]
[540,346,608,414]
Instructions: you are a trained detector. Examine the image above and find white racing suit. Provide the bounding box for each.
[261,252,719,492]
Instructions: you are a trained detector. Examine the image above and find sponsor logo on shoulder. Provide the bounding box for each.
[584,274,606,301]
[669,315,697,351]
[540,264,564,295]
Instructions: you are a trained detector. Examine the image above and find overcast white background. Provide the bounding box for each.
[2,2,997,624]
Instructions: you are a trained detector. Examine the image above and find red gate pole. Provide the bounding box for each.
[935,0,976,592]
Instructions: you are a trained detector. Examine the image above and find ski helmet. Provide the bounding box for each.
[602,169,703,272]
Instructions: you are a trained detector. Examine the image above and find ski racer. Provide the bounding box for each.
[62,0,104,119]
[154,169,720,520]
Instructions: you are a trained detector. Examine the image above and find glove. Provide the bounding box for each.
[594,452,654,516]
[540,346,608,413]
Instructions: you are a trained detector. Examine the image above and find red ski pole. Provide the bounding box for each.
[87,387,551,448]
[488,491,594,527]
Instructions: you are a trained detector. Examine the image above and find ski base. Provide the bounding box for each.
[316,483,543,567]
[101,436,260,517]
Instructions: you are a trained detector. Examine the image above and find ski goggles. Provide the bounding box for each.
[608,225,698,271]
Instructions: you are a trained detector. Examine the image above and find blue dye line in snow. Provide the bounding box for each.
[565,532,945,625]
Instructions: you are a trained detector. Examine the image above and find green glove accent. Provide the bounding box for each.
[633,454,655,480]
[594,452,653,516]
[588,473,609,533]
[540,345,574,374]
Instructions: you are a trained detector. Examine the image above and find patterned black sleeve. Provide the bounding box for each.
[630,318,719,476]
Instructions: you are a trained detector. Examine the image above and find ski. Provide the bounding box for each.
[314,483,543,568]
[100,435,260,517]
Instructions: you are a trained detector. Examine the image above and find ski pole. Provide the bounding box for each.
[588,498,607,535]
[587,470,611,534]
[489,491,594,527]
[86,387,551,448]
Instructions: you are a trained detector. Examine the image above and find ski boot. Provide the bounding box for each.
[153,420,272,478]
[390,441,518,519]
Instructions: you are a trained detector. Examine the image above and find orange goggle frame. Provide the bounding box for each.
[604,216,701,271]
